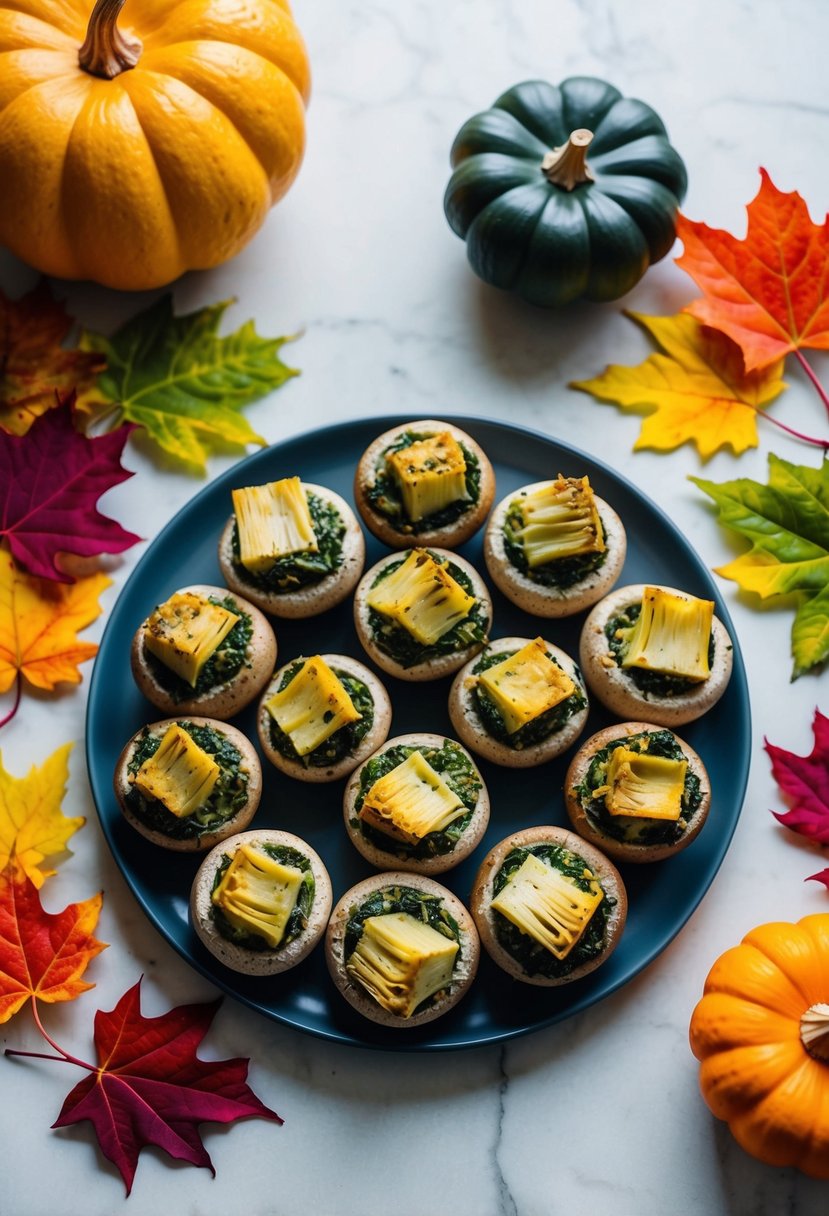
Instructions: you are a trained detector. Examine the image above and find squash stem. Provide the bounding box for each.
[78,0,142,79]
[800,1003,829,1062]
[542,130,595,191]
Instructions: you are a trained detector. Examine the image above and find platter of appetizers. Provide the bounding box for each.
[86,415,750,1050]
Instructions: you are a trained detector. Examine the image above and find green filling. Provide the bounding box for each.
[491,843,612,979]
[268,662,375,768]
[503,501,608,590]
[126,721,249,841]
[573,728,703,846]
[143,595,254,703]
[366,431,481,533]
[351,739,480,859]
[367,551,488,668]
[471,648,587,750]
[344,884,461,1014]
[231,491,345,592]
[605,603,717,698]
[209,843,315,952]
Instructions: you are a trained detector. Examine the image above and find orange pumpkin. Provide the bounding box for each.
[689,913,829,1178]
[0,0,310,289]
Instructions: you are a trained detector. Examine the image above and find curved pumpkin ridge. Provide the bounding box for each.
[0,9,77,53]
[799,914,829,1004]
[142,0,310,101]
[0,0,86,39]
[699,1040,805,1119]
[560,77,621,138]
[590,96,668,154]
[704,941,812,1019]
[141,41,305,200]
[743,921,822,1008]
[690,991,799,1054]
[0,73,90,279]
[798,1077,829,1179]
[578,187,648,301]
[519,189,591,302]
[60,80,182,289]
[730,1055,827,1169]
[452,108,549,163]
[122,68,270,270]
[495,79,570,148]
[0,47,78,114]
[593,175,680,263]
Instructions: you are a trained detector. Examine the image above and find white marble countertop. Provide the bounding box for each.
[2,1,828,1212]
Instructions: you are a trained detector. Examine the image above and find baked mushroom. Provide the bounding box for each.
[114,717,262,852]
[354,420,495,548]
[470,826,627,986]
[325,871,480,1028]
[190,829,332,975]
[257,653,392,783]
[130,584,277,720]
[218,476,365,618]
[564,721,712,864]
[342,733,490,875]
[579,583,733,726]
[484,475,626,617]
[353,547,492,681]
[448,636,589,767]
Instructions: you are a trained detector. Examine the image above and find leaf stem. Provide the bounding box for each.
[0,674,21,730]
[795,350,829,419]
[4,999,97,1073]
[747,401,829,450]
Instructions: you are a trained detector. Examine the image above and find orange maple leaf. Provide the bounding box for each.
[676,170,829,371]
[0,873,106,1022]
[0,552,109,722]
[0,282,105,435]
[0,743,84,888]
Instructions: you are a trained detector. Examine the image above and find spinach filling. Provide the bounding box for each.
[365,430,481,533]
[573,728,702,846]
[471,648,587,750]
[231,491,345,592]
[267,662,375,768]
[605,603,716,698]
[350,739,481,859]
[502,501,608,590]
[367,552,488,668]
[143,595,254,703]
[210,843,315,952]
[492,843,612,979]
[344,884,461,1014]
[125,721,249,842]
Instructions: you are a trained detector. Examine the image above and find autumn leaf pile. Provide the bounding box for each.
[573,172,829,679]
[0,285,296,1191]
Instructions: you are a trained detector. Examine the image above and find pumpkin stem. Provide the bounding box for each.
[800,1004,829,1062]
[78,0,142,80]
[541,129,595,191]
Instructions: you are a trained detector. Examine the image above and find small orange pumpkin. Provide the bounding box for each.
[689,913,829,1178]
[0,0,310,289]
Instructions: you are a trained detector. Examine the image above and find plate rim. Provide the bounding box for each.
[85,413,751,1051]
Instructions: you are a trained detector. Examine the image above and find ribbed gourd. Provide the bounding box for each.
[444,76,687,307]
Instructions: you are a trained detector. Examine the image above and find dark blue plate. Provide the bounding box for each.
[86,416,750,1051]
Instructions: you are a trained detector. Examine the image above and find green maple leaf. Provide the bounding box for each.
[691,454,829,678]
[81,296,299,474]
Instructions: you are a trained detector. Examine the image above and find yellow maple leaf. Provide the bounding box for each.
[0,743,85,887]
[0,551,109,705]
[570,312,787,460]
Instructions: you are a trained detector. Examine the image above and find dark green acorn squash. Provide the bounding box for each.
[444,77,688,307]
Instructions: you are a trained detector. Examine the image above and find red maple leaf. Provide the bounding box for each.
[52,978,282,1195]
[807,869,829,890]
[0,396,141,583]
[677,170,829,371]
[768,709,829,841]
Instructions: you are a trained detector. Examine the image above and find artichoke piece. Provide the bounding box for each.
[491,853,602,960]
[212,844,303,948]
[359,750,466,845]
[619,587,713,681]
[595,747,687,821]
[346,912,458,1017]
[477,637,575,734]
[366,549,474,644]
[133,724,220,817]
[144,591,240,687]
[232,476,318,573]
[385,432,468,522]
[515,475,605,569]
[265,656,361,756]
